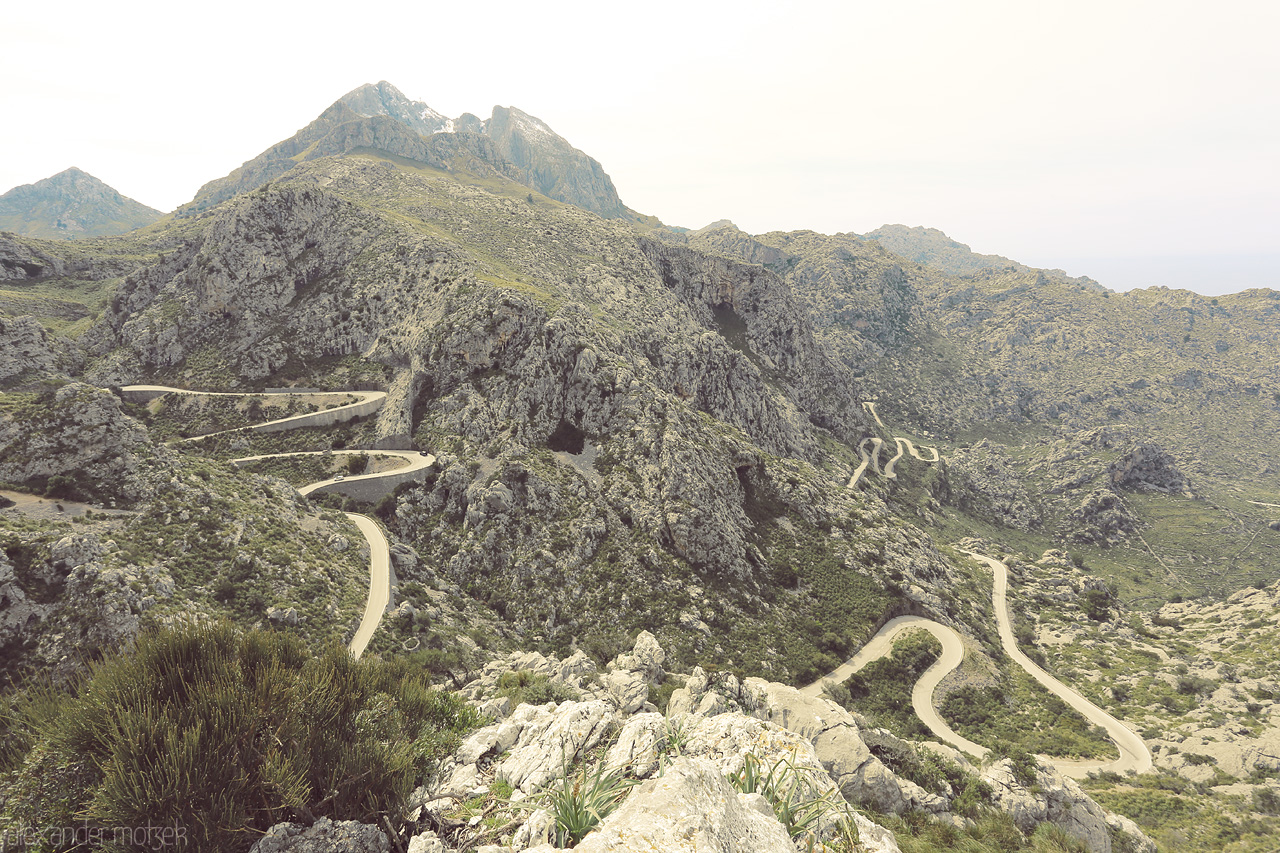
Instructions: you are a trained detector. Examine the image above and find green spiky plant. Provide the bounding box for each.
[541,757,637,847]
[728,751,860,850]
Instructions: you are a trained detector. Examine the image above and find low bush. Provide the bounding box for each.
[2,621,480,852]
[495,670,576,706]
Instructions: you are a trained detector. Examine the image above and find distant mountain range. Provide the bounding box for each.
[0,167,163,240]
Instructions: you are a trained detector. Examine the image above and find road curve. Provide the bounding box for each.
[344,513,391,659]
[230,450,435,659]
[803,616,989,760]
[847,405,938,489]
[229,450,435,495]
[120,384,386,440]
[863,401,887,429]
[882,439,907,478]
[801,549,1153,776]
[121,385,409,660]
[960,550,1154,777]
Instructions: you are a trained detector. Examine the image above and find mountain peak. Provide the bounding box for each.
[339,81,451,136]
[0,167,162,240]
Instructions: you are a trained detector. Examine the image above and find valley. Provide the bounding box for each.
[1,80,1278,853]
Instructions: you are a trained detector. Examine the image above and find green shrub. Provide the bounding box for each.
[1081,588,1112,622]
[496,670,576,707]
[1253,787,1280,815]
[991,742,1041,788]
[3,621,479,852]
[1029,822,1088,851]
[1176,675,1216,696]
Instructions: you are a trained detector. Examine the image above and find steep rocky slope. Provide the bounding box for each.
[45,150,982,684]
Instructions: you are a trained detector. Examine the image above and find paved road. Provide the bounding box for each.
[122,385,406,659]
[863,401,887,429]
[802,547,1153,776]
[231,450,435,659]
[847,437,882,488]
[847,404,938,488]
[120,384,386,440]
[960,550,1154,776]
[344,513,391,659]
[230,450,435,494]
[804,616,989,760]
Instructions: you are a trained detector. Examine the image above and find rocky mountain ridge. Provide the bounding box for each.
[186,81,629,221]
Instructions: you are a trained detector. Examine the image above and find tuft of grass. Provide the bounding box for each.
[538,757,636,847]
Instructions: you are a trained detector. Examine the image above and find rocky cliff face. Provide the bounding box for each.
[0,383,172,504]
[0,315,61,382]
[69,151,978,682]
[339,80,452,137]
[184,102,522,214]
[0,168,163,240]
[484,105,628,219]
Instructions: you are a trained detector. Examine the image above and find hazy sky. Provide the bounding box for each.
[3,0,1276,294]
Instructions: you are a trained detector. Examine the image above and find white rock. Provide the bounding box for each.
[572,757,794,852]
[497,701,618,793]
[406,830,444,853]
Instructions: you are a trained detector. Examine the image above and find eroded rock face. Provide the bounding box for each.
[985,760,1114,853]
[946,440,1041,530]
[494,700,618,793]
[1108,444,1193,496]
[0,315,60,381]
[0,383,171,504]
[0,550,49,647]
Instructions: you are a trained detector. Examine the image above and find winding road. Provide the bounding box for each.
[806,550,1153,777]
[964,550,1153,776]
[230,449,436,658]
[848,403,939,488]
[121,385,386,440]
[801,616,989,759]
[125,385,426,659]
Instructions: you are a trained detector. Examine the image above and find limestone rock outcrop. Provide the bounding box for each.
[0,315,60,381]
[553,757,796,853]
[1108,444,1193,496]
[428,636,1152,853]
[249,818,389,853]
